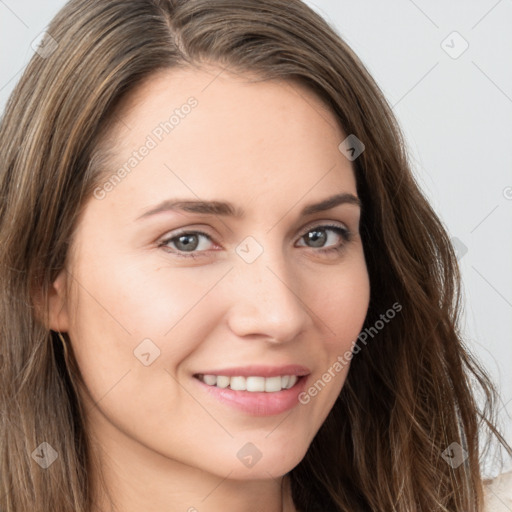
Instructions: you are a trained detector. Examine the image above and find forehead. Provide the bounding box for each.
[91,65,357,215]
[103,65,344,159]
[116,65,336,127]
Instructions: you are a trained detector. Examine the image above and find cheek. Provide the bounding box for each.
[69,241,219,342]
[312,249,370,347]
[297,251,370,418]
[65,242,231,409]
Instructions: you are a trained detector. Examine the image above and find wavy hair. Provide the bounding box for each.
[0,0,510,510]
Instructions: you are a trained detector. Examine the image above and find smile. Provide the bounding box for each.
[195,374,299,392]
[193,373,309,416]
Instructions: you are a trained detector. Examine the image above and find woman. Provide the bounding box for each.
[0,0,510,510]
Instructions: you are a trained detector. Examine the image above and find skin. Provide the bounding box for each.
[48,65,370,512]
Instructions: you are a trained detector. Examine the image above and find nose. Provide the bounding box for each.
[225,249,313,343]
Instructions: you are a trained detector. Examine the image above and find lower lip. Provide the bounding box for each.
[192,375,309,416]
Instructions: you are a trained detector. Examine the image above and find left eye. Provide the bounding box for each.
[159,224,351,258]
[296,225,350,250]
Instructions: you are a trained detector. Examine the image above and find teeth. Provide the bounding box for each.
[264,376,282,392]
[230,376,246,391]
[203,374,218,386]
[198,374,299,392]
[216,375,230,388]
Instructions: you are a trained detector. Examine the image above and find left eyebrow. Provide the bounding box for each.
[135,192,362,221]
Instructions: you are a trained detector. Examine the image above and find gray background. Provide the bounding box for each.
[1,0,511,477]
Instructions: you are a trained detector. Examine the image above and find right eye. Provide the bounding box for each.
[159,230,217,258]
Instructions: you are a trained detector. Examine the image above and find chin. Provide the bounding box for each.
[217,443,308,481]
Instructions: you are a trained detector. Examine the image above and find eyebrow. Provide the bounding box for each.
[136,192,361,221]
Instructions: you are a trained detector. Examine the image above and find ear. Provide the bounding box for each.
[40,269,71,332]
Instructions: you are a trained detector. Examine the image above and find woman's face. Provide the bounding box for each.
[50,65,370,481]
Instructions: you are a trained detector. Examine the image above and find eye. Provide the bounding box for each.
[159,230,216,258]
[296,224,352,254]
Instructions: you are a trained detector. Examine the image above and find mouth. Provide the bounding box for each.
[192,372,310,416]
[193,373,302,392]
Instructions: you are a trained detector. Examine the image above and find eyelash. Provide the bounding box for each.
[158,224,352,260]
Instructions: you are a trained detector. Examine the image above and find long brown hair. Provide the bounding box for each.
[0,1,510,510]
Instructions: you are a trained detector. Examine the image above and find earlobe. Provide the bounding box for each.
[45,270,70,332]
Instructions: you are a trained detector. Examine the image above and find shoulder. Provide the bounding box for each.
[483,471,512,512]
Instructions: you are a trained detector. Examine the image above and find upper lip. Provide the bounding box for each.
[194,364,311,378]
